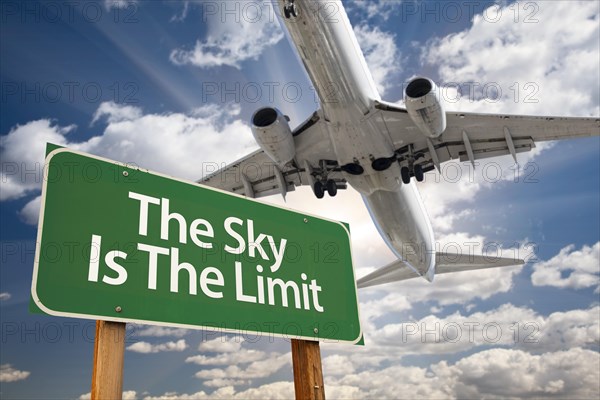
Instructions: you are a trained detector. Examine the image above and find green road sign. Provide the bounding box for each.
[31,147,362,344]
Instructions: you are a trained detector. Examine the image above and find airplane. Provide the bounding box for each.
[200,0,600,287]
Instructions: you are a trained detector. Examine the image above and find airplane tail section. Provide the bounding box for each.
[357,252,523,289]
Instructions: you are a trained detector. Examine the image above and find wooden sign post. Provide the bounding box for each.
[291,339,325,400]
[91,321,126,400]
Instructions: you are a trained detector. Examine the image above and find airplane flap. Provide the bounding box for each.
[357,252,523,289]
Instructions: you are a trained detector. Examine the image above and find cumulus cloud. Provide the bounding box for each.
[194,352,291,388]
[79,390,137,400]
[197,337,245,353]
[132,325,190,338]
[0,364,30,382]
[0,102,257,224]
[126,339,188,353]
[423,1,600,116]
[91,101,143,125]
[18,195,42,225]
[0,120,72,201]
[444,347,599,399]
[0,292,11,301]
[417,141,553,233]
[136,347,600,399]
[186,349,266,366]
[170,1,283,69]
[369,304,599,355]
[354,24,401,95]
[143,382,294,400]
[532,242,600,291]
[327,347,599,399]
[322,354,356,376]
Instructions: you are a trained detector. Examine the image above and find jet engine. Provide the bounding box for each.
[251,107,296,166]
[404,77,447,138]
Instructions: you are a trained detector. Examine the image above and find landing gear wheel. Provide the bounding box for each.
[326,180,337,197]
[401,166,411,184]
[313,181,325,199]
[414,164,424,182]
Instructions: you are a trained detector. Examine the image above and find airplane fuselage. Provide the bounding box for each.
[279,0,436,279]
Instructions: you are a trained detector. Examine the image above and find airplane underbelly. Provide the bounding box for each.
[362,183,436,280]
[325,114,400,193]
[281,0,380,116]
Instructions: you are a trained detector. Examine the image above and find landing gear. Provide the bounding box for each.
[396,144,426,184]
[283,1,297,18]
[313,180,337,199]
[400,164,424,184]
[401,166,411,184]
[414,164,424,182]
[326,179,337,197]
[313,181,325,199]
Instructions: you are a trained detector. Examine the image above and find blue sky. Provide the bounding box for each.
[1,0,599,398]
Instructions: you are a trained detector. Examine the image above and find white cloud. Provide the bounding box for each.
[143,382,294,400]
[170,1,190,22]
[91,101,143,125]
[0,292,11,301]
[532,242,600,291]
[186,349,266,366]
[133,325,190,338]
[0,120,72,201]
[79,390,137,400]
[170,1,283,69]
[369,304,599,355]
[417,142,552,233]
[327,347,600,399]
[0,364,30,382]
[18,195,41,225]
[354,24,401,95]
[104,0,137,11]
[347,0,400,21]
[423,1,600,116]
[126,339,187,354]
[81,346,600,399]
[445,347,599,399]
[359,291,412,324]
[0,102,257,224]
[197,337,245,353]
[322,354,356,376]
[194,352,291,385]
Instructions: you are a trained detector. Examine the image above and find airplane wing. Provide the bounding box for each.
[200,102,598,196]
[357,252,524,289]
[199,111,346,198]
[371,101,600,173]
